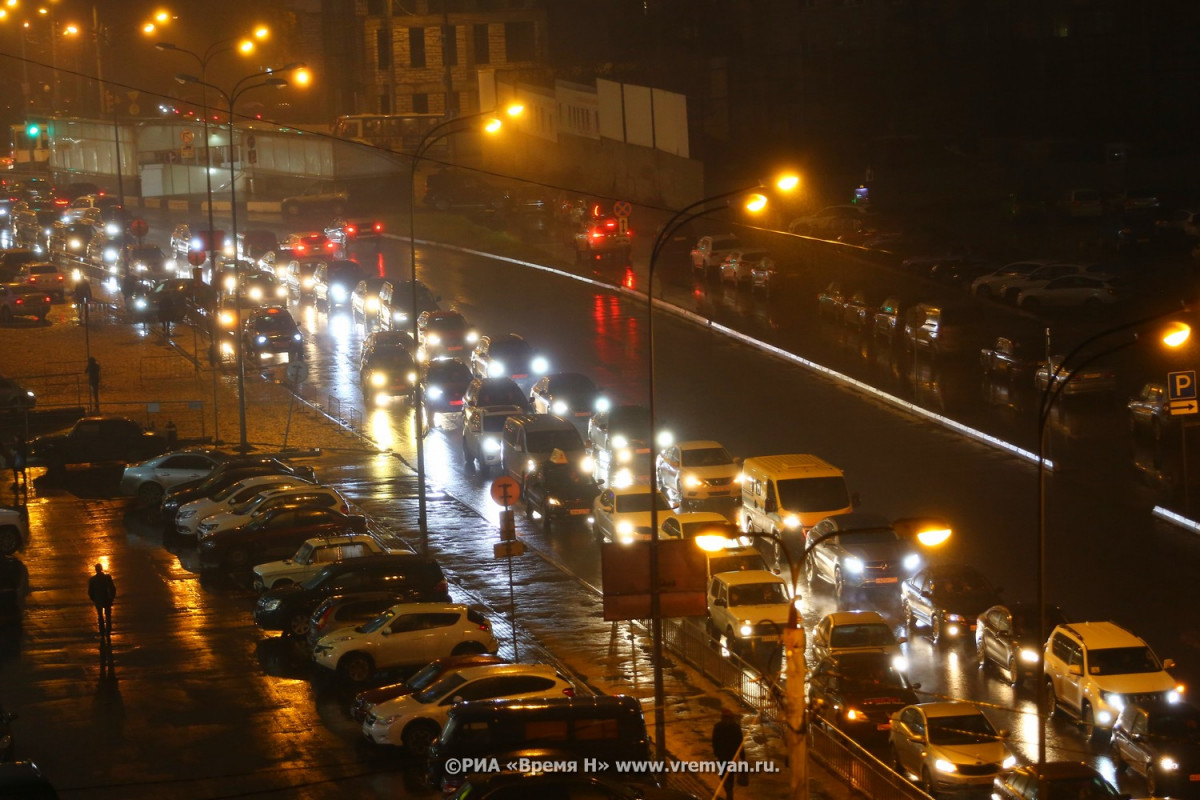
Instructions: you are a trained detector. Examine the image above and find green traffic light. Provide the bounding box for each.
[26,123,40,137]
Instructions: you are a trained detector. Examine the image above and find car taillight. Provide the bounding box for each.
[56,274,63,281]
[345,225,357,236]
[478,621,489,631]
[15,298,23,306]
[372,222,384,233]
[590,231,604,241]
[562,687,575,697]
[436,580,448,596]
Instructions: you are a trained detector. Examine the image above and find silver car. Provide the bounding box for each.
[889,701,1016,795]
[119,449,229,507]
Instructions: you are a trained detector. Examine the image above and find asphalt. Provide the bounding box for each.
[0,285,855,800]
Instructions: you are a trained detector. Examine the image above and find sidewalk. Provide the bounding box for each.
[0,296,854,800]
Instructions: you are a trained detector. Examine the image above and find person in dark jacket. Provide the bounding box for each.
[85,357,101,412]
[87,563,117,635]
[712,708,746,800]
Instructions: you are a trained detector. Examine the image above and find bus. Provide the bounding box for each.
[332,113,446,154]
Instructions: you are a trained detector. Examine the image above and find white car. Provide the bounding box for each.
[461,404,524,476]
[590,486,672,545]
[252,533,388,591]
[970,260,1061,299]
[313,602,499,682]
[719,249,772,287]
[890,702,1016,794]
[174,474,313,537]
[992,263,1102,304]
[119,449,228,507]
[194,485,349,538]
[655,440,740,507]
[1017,275,1117,309]
[362,663,575,754]
[706,569,794,655]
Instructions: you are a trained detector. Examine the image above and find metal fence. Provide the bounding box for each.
[323,393,363,433]
[810,719,934,800]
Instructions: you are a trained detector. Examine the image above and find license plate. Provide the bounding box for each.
[1190,775,1200,782]
[569,508,590,515]
[875,577,898,584]
[448,345,462,351]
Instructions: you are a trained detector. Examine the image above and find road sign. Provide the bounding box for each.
[285,361,309,385]
[490,475,521,507]
[613,200,632,218]
[1170,400,1198,416]
[129,218,149,238]
[186,250,206,267]
[494,540,526,558]
[1168,370,1197,402]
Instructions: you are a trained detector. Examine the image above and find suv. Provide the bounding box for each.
[252,533,390,591]
[804,513,920,603]
[706,570,792,655]
[242,306,303,361]
[15,262,65,301]
[500,414,586,484]
[1044,621,1182,739]
[993,762,1124,800]
[461,404,524,476]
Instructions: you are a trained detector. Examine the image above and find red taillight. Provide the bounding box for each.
[27,277,35,284]
[296,244,307,253]
[345,225,357,236]
[55,274,63,282]
[479,622,489,632]
[15,298,23,306]
[562,687,575,697]
[373,222,384,233]
[43,296,51,303]
[590,231,604,241]
[436,580,448,596]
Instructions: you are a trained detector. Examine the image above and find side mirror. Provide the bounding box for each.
[380,628,390,636]
[1164,658,1176,669]
[910,682,922,690]
[908,733,924,744]
[713,598,727,607]
[998,728,1010,740]
[1068,664,1082,676]
[897,635,907,644]
[920,589,932,599]
[452,695,464,704]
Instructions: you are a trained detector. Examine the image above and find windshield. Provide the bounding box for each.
[682,447,733,467]
[709,553,768,574]
[253,314,297,333]
[493,340,531,359]
[293,542,314,563]
[526,429,583,453]
[429,316,467,332]
[838,529,898,546]
[776,477,849,512]
[478,383,525,406]
[370,350,415,369]
[839,659,909,692]
[414,672,468,704]
[614,492,671,513]
[358,609,393,634]
[1044,776,1121,800]
[829,624,896,649]
[234,493,272,514]
[429,362,472,382]
[729,582,788,606]
[552,374,596,395]
[933,571,991,596]
[482,415,510,433]
[927,713,997,745]
[1088,647,1162,675]
[406,661,446,691]
[213,479,258,502]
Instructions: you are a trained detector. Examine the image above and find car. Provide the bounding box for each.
[0,506,30,555]
[469,333,548,382]
[197,506,368,571]
[842,288,885,330]
[807,651,920,745]
[0,761,59,798]
[1044,620,1183,739]
[992,762,1124,800]
[323,218,382,249]
[719,249,772,287]
[350,653,507,723]
[1110,700,1200,796]
[572,215,632,262]
[280,231,336,259]
[900,244,975,275]
[359,332,418,408]
[872,295,912,344]
[312,259,364,311]
[590,486,672,545]
[283,256,327,303]
[175,474,318,537]
[1128,382,1171,437]
[217,266,288,306]
[85,235,126,272]
[749,257,780,293]
[703,544,771,582]
[975,602,1069,688]
[1033,356,1117,396]
[313,602,500,681]
[690,234,741,276]
[656,440,740,509]
[788,205,872,236]
[160,456,317,526]
[529,372,606,418]
[500,414,588,484]
[903,302,988,357]
[659,511,740,542]
[360,663,576,753]
[422,357,474,415]
[705,569,792,655]
[194,484,350,539]
[237,229,279,262]
[242,306,303,361]
[305,590,415,651]
[15,262,65,300]
[351,278,392,329]
[47,219,94,262]
[463,377,531,413]
[980,336,1042,380]
[210,295,264,353]
[122,279,157,322]
[0,248,39,280]
[812,610,905,668]
[889,702,1016,795]
[901,564,1002,646]
[11,205,57,250]
[520,458,599,532]
[0,284,51,323]
[461,404,525,476]
[804,513,922,603]
[169,225,229,262]
[989,263,1098,303]
[144,278,215,324]
[281,187,348,217]
[28,416,167,468]
[417,310,478,359]
[1017,275,1118,310]
[252,533,391,591]
[125,245,167,276]
[118,448,230,507]
[816,281,847,321]
[970,260,1061,299]
[381,279,440,330]
[0,376,36,411]
[588,404,651,456]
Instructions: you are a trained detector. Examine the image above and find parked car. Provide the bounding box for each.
[572,215,632,262]
[901,563,1003,645]
[1128,382,1172,437]
[0,506,29,555]
[196,507,367,571]
[980,336,1042,380]
[350,653,507,723]
[194,484,350,539]
[118,448,230,507]
[306,591,412,650]
[252,533,390,591]
[690,234,741,276]
[719,249,772,287]
[1017,275,1118,310]
[1033,356,1117,396]
[160,456,317,525]
[28,416,167,468]
[174,474,314,537]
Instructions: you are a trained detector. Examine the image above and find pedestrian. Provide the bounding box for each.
[87,563,117,636]
[712,708,746,800]
[12,436,26,491]
[85,357,101,412]
[73,278,93,320]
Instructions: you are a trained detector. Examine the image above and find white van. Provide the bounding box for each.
[739,454,853,564]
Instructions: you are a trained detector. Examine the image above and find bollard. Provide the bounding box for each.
[165,420,178,449]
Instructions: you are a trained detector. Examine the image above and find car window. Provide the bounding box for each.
[829,623,894,648]
[1087,646,1160,675]
[927,713,996,745]
[729,582,787,606]
[418,612,460,629]
[313,546,341,563]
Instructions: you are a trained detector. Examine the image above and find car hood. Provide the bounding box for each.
[729,604,792,626]
[842,541,903,561]
[199,510,250,530]
[27,433,66,453]
[357,683,415,707]
[1090,672,1179,695]
[929,740,1010,766]
[938,592,1002,617]
[263,582,306,602]
[684,464,738,480]
[545,482,599,503]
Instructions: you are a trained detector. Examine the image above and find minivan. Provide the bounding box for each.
[739,454,853,563]
[501,414,586,482]
[427,695,653,795]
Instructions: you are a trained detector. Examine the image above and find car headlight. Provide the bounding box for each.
[482,437,501,454]
[488,361,506,378]
[580,455,594,474]
[224,276,237,291]
[843,708,864,722]
[617,520,634,535]
[466,330,479,343]
[261,599,281,612]
[1020,648,1039,664]
[684,475,703,488]
[843,556,864,574]
[1102,692,1125,711]
[406,371,417,384]
[1169,688,1185,703]
[69,237,81,249]
[428,386,444,399]
[302,278,313,288]
[611,435,628,449]
[739,621,753,638]
[546,496,561,507]
[892,655,908,672]
[219,311,235,327]
[104,247,118,262]
[947,614,966,623]
[371,371,387,387]
[276,286,288,298]
[552,400,569,415]
[902,553,920,571]
[531,356,549,374]
[293,333,302,342]
[613,468,633,488]
[366,298,379,312]
[616,448,632,464]
[133,297,147,310]
[1096,710,1113,726]
[1161,756,1180,772]
[594,396,611,413]
[256,335,268,344]
[1002,756,1017,770]
[178,509,196,519]
[525,459,536,474]
[331,285,348,301]
[934,759,958,774]
[784,515,801,530]
[426,333,441,346]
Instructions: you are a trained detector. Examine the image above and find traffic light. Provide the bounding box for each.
[25,123,39,138]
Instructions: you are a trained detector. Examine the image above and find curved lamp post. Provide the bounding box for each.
[407,103,523,552]
[176,64,303,452]
[1034,309,1190,778]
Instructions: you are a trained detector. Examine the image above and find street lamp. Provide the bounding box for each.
[407,103,523,552]
[176,63,302,453]
[644,174,797,760]
[1034,308,1190,779]
[696,518,951,800]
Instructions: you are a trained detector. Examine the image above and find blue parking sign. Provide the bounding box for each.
[1168,370,1197,401]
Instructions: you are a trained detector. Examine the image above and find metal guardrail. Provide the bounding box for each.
[661,618,784,725]
[810,719,934,800]
[324,393,363,433]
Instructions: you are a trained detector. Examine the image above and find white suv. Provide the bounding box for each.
[706,570,793,655]
[1044,621,1183,739]
[0,506,29,555]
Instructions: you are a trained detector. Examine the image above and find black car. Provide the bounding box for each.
[901,564,1004,646]
[0,761,58,799]
[147,278,216,324]
[521,461,600,532]
[313,259,363,311]
[1111,700,1200,796]
[464,377,531,413]
[255,554,449,636]
[422,358,473,414]
[471,333,543,381]
[305,590,413,650]
[993,762,1124,800]
[807,651,920,746]
[529,372,603,418]
[160,457,317,527]
[976,602,1069,687]
[242,306,303,360]
[197,506,367,571]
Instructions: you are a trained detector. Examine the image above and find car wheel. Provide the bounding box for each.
[137,482,164,508]
[903,604,916,633]
[931,615,942,645]
[833,568,845,603]
[402,719,441,756]
[1008,656,1022,688]
[0,527,19,555]
[1146,766,1158,796]
[724,627,741,656]
[225,547,250,570]
[976,639,987,669]
[286,611,310,637]
[1047,681,1061,718]
[338,652,373,683]
[889,746,904,775]
[921,768,935,796]
[1081,703,1098,740]
[804,554,817,587]
[451,641,487,656]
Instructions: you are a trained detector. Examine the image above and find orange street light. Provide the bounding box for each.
[253,25,269,40]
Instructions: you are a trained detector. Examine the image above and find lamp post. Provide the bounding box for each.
[176,64,302,453]
[1034,309,1190,779]
[406,104,523,552]
[644,175,797,759]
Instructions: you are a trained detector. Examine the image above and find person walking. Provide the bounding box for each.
[87,563,117,636]
[85,357,101,412]
[11,436,26,492]
[712,708,746,800]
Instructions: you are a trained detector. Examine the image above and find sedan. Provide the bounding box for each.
[976,602,1069,687]
[252,533,389,591]
[529,372,606,418]
[174,474,314,537]
[1128,382,1171,437]
[719,249,772,287]
[656,440,740,508]
[808,652,920,746]
[901,564,1003,645]
[197,506,367,571]
[804,513,922,603]
[119,448,230,507]
[422,357,474,415]
[470,333,548,381]
[889,702,1016,795]
[0,284,52,323]
[194,485,350,539]
[160,456,317,523]
[350,653,507,722]
[1110,700,1200,797]
[1034,356,1117,396]
[1018,275,1118,310]
[417,310,478,360]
